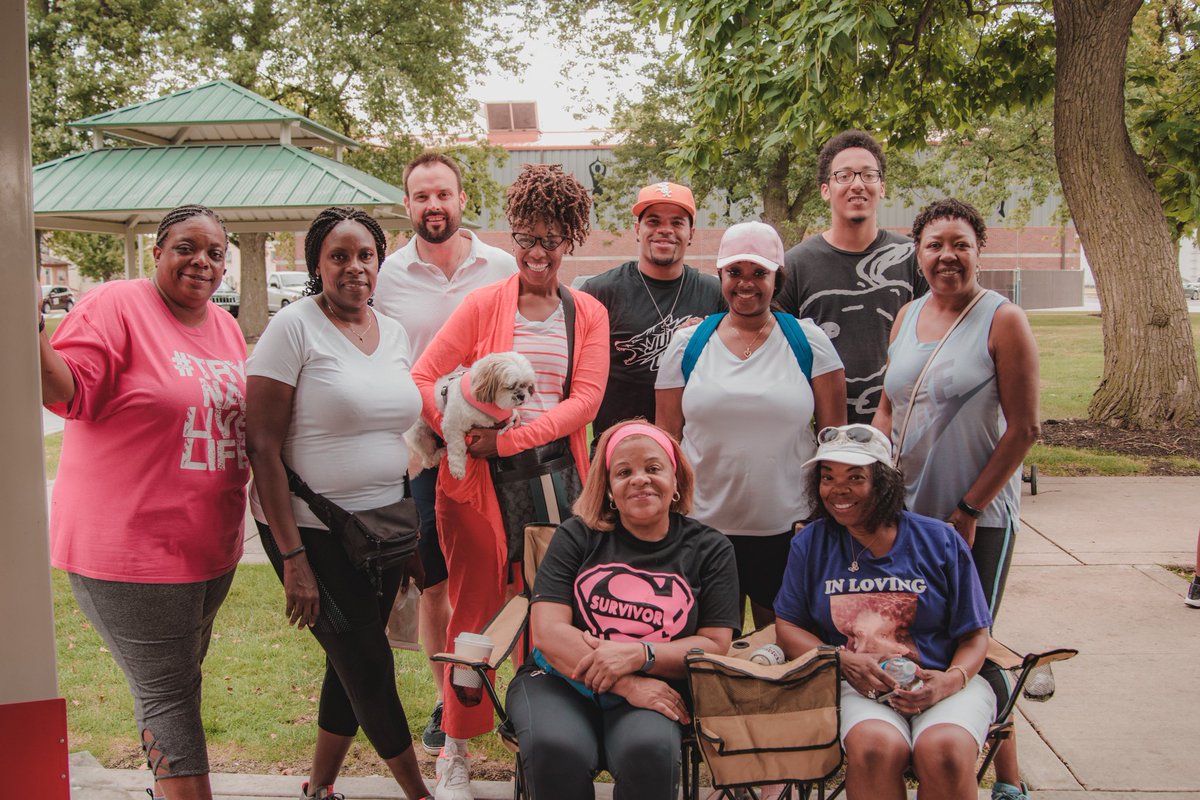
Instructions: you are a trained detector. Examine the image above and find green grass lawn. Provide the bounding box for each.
[56,564,516,777]
[1026,310,1200,475]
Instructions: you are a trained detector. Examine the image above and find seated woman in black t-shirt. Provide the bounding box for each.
[506,420,740,800]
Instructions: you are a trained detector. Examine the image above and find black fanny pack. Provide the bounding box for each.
[284,465,421,595]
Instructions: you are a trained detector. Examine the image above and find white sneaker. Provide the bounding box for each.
[435,740,473,800]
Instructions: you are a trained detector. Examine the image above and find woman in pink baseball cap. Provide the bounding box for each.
[656,221,847,630]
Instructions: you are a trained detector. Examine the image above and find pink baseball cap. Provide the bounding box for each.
[631,182,697,219]
[716,221,786,272]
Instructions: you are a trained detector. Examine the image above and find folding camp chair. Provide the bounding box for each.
[432,522,704,800]
[686,624,843,800]
[977,640,1078,783]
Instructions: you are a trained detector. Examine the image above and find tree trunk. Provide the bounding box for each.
[1053,0,1200,428]
[237,232,269,343]
[761,149,807,248]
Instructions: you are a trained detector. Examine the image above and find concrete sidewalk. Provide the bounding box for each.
[69,476,1200,799]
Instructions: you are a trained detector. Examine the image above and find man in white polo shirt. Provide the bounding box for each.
[373,152,516,758]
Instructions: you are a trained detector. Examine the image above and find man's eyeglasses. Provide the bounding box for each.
[830,169,883,185]
[512,232,566,251]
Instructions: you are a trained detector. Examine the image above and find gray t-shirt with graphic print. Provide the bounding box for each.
[778,230,927,425]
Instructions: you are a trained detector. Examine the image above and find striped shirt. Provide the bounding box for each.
[512,306,568,422]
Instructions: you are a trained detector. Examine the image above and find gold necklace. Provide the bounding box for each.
[731,315,772,358]
[323,295,375,343]
[848,538,873,573]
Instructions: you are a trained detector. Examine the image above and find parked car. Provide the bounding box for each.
[211,280,240,318]
[41,285,75,313]
[1185,281,1200,301]
[267,270,308,312]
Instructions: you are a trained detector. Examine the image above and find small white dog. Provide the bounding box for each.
[405,351,537,479]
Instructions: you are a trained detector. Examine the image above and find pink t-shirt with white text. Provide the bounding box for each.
[47,279,249,583]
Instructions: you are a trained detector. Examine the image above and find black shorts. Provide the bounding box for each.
[412,468,448,587]
[729,530,797,610]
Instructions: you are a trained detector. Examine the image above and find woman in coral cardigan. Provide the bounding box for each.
[411,163,609,800]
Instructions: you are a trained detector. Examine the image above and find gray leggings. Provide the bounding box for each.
[69,569,235,779]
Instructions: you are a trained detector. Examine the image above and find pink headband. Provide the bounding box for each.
[604,423,678,471]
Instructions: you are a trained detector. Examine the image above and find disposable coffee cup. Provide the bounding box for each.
[451,632,493,706]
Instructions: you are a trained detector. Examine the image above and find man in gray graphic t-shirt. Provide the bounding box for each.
[777,130,927,425]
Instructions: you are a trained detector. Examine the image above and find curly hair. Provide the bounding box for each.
[806,460,906,534]
[155,205,227,247]
[302,207,388,296]
[817,130,886,186]
[910,198,989,248]
[505,164,591,254]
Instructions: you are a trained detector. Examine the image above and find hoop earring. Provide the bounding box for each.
[608,496,616,510]
[672,490,681,502]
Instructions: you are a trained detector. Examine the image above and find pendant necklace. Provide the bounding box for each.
[848,538,873,573]
[323,295,374,343]
[638,268,685,327]
[731,316,772,358]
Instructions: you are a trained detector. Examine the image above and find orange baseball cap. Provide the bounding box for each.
[631,182,696,220]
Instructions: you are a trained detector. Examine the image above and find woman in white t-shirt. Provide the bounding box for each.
[656,221,846,629]
[246,207,431,800]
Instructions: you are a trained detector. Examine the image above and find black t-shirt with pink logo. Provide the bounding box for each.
[532,513,740,644]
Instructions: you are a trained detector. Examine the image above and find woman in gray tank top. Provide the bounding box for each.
[874,198,1040,800]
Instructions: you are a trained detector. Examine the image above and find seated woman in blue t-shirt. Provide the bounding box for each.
[775,424,994,800]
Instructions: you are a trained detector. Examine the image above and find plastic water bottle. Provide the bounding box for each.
[748,644,786,665]
[880,657,923,691]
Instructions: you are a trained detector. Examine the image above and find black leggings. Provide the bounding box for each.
[258,521,413,759]
[507,665,683,800]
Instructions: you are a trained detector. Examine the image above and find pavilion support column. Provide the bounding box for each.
[125,225,137,279]
[0,3,70,798]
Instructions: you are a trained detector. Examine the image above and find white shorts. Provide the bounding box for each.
[839,676,996,750]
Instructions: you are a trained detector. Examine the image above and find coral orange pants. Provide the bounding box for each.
[436,489,515,740]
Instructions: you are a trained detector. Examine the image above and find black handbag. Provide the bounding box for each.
[284,465,421,595]
[489,285,582,563]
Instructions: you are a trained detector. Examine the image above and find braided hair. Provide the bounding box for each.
[303,206,388,296]
[155,205,227,247]
[505,164,591,253]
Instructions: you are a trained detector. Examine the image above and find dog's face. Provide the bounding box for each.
[470,352,537,409]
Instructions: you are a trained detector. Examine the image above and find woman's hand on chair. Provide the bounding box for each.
[619,675,691,723]
[574,632,643,693]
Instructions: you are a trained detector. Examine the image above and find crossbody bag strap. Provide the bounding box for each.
[282,463,320,504]
[558,284,577,400]
[893,289,988,459]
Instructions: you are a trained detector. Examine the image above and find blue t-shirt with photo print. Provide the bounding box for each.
[774,510,991,670]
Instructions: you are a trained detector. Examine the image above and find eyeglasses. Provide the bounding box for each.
[512,232,566,251]
[830,169,883,185]
[817,425,879,445]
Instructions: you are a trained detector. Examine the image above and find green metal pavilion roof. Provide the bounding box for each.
[69,80,359,151]
[34,144,410,234]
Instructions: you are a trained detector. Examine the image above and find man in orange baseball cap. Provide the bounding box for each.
[581,181,723,441]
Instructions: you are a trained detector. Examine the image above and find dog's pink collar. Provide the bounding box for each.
[461,369,511,422]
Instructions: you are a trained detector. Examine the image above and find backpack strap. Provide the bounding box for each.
[681,312,725,383]
[682,311,813,384]
[773,312,813,382]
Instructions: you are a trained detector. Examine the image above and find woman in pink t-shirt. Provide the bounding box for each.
[40,205,249,800]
